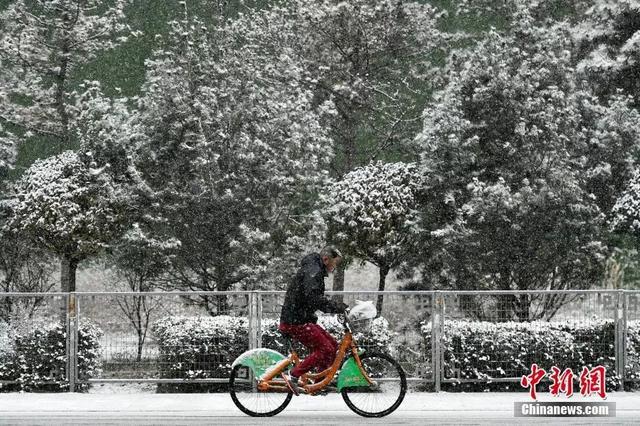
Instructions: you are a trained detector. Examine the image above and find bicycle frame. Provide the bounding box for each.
[256,324,374,395]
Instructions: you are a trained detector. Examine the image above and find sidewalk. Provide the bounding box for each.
[0,392,638,425]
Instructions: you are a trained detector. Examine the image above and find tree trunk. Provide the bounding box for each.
[216,281,230,314]
[216,295,229,313]
[61,256,78,293]
[60,256,78,322]
[516,294,530,322]
[137,333,144,363]
[135,295,144,362]
[376,265,390,317]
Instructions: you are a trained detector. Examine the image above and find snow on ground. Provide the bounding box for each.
[0,392,639,425]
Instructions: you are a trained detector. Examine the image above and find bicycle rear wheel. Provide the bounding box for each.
[341,351,407,417]
[229,364,292,417]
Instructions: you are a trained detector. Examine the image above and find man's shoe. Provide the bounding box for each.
[281,373,301,396]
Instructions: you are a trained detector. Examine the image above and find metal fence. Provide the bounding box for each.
[0,290,639,392]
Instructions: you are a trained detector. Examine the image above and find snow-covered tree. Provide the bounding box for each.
[325,161,422,313]
[229,0,444,292]
[7,151,130,293]
[0,0,131,171]
[461,0,640,107]
[610,171,640,288]
[412,13,639,320]
[611,170,640,234]
[453,0,588,28]
[574,0,640,105]
[74,81,139,185]
[0,123,17,176]
[228,0,443,173]
[130,13,334,311]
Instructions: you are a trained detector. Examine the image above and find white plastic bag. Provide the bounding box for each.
[347,300,377,321]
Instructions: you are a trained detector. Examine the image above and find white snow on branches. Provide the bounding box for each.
[8,151,128,258]
[326,161,422,266]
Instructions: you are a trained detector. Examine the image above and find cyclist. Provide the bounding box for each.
[278,246,348,395]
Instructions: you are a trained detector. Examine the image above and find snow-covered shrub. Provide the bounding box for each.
[0,322,9,355]
[0,321,102,392]
[422,320,622,391]
[151,316,248,393]
[0,322,13,390]
[625,321,640,385]
[152,314,392,392]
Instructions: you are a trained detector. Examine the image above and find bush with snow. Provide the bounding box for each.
[626,321,640,383]
[152,314,392,392]
[152,316,249,392]
[0,321,102,392]
[421,319,627,390]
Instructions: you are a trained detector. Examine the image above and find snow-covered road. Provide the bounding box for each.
[0,392,638,425]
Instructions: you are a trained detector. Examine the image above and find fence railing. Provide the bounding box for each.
[0,289,638,392]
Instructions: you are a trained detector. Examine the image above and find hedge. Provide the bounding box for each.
[152,315,640,393]
[152,316,248,393]
[151,315,392,393]
[421,319,627,391]
[0,321,103,392]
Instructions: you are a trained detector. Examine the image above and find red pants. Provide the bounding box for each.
[279,322,338,377]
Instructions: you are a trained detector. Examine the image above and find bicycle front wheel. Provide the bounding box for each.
[341,351,407,417]
[229,364,292,417]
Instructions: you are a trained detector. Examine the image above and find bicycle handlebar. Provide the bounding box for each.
[338,308,351,330]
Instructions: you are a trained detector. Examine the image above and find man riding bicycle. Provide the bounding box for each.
[278,246,348,395]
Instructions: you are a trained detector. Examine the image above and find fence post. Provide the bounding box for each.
[247,292,254,351]
[67,292,77,392]
[247,292,260,351]
[615,290,625,391]
[256,293,263,348]
[432,292,444,392]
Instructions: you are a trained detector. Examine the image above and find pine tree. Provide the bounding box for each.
[0,0,130,173]
[229,0,444,292]
[412,12,640,320]
[131,12,334,311]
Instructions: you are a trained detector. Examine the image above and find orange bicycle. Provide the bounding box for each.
[229,313,407,417]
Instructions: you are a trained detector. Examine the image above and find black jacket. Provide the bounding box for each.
[280,253,343,324]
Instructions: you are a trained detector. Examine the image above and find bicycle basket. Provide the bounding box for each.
[349,316,374,333]
[347,300,377,332]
